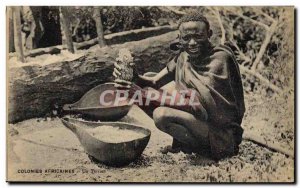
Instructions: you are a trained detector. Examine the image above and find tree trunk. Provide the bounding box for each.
[7,7,15,52]
[59,7,75,53]
[93,7,106,47]
[12,6,25,63]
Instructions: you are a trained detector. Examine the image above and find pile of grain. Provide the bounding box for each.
[87,125,146,143]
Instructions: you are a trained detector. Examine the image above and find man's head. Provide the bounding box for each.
[178,12,212,58]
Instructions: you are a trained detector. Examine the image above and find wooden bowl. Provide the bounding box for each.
[61,117,151,167]
[63,83,132,121]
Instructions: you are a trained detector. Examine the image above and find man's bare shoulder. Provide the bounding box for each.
[210,46,234,62]
[206,46,236,71]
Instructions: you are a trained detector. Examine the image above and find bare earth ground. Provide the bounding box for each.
[7,101,294,182]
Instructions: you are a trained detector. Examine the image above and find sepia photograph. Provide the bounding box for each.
[6,5,295,183]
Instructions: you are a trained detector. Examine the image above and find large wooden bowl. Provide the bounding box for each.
[61,117,151,167]
[63,83,132,121]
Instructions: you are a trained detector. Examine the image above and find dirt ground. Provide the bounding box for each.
[7,103,294,183]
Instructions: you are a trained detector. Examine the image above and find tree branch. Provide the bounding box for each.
[226,9,270,31]
[165,6,187,16]
[251,20,277,71]
[209,7,226,45]
[230,39,252,63]
[215,8,282,94]
[243,133,294,158]
[226,17,252,63]
[256,8,276,23]
[157,6,187,16]
[72,18,81,37]
[239,63,283,93]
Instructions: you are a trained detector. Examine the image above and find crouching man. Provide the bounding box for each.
[113,12,245,161]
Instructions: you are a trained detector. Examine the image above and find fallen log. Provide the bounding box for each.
[25,46,62,57]
[75,24,177,50]
[8,31,178,123]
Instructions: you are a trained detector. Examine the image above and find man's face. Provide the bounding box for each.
[179,21,210,57]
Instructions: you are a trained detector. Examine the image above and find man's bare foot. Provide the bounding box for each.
[160,145,181,154]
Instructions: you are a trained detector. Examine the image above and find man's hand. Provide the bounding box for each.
[138,74,157,86]
[113,61,135,89]
[112,62,122,78]
[113,61,135,77]
[114,79,132,89]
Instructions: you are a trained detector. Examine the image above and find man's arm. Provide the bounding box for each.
[188,50,243,126]
[114,54,178,89]
[138,67,169,85]
[135,55,178,89]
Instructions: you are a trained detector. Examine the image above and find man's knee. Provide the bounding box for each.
[160,81,176,93]
[153,107,170,131]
